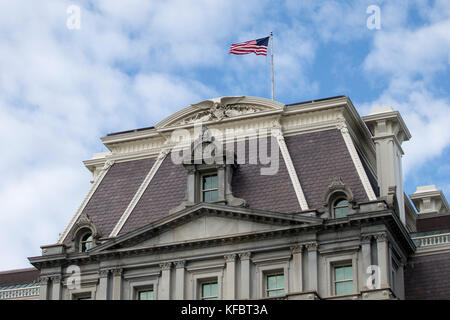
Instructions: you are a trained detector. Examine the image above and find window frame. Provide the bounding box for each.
[332,262,354,296]
[136,287,155,300]
[200,280,219,300]
[79,232,94,252]
[265,272,285,298]
[332,197,350,219]
[200,172,219,203]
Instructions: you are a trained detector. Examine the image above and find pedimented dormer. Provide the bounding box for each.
[170,125,246,213]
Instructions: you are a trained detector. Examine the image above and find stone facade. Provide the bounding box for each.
[1,95,449,300]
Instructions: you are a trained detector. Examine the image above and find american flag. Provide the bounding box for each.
[229,36,269,56]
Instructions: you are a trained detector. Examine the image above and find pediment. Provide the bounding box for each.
[155,96,285,129]
[91,204,322,252]
[131,215,284,249]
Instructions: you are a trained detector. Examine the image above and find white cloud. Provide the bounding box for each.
[361,1,450,192]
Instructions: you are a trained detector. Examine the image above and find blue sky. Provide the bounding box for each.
[0,0,449,270]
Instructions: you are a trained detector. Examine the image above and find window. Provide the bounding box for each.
[137,288,154,300]
[201,282,218,300]
[333,264,353,296]
[266,273,284,297]
[201,174,218,202]
[333,199,349,218]
[80,232,93,252]
[73,293,92,300]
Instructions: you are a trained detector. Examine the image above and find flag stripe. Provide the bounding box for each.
[229,36,269,56]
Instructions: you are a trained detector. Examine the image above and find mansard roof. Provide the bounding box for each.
[56,95,378,246]
[0,268,40,287]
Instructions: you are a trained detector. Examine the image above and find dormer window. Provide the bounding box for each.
[322,177,354,219]
[170,125,246,213]
[80,232,93,252]
[201,173,218,202]
[333,199,349,218]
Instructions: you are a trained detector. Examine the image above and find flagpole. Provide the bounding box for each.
[270,31,274,101]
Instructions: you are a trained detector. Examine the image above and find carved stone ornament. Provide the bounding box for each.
[322,176,354,206]
[174,260,186,268]
[224,254,237,262]
[238,252,251,260]
[178,103,268,125]
[290,245,303,254]
[305,242,318,251]
[160,262,172,271]
[70,212,101,242]
[101,159,115,171]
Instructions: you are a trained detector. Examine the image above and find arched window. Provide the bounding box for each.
[333,198,349,218]
[80,232,94,252]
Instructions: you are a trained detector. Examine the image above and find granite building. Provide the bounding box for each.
[1,95,449,300]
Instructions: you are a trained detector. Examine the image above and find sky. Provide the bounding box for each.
[0,0,449,271]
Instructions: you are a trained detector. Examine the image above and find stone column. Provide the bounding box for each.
[217,165,226,202]
[51,275,61,300]
[112,268,123,300]
[376,233,390,289]
[97,269,109,300]
[174,261,186,300]
[290,245,303,293]
[159,262,172,300]
[39,276,49,300]
[225,254,237,299]
[239,252,251,299]
[361,235,372,290]
[306,242,318,292]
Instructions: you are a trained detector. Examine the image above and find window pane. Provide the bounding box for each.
[203,190,218,202]
[268,275,277,289]
[203,175,218,190]
[336,199,348,207]
[336,281,353,295]
[202,282,218,300]
[335,266,352,281]
[78,296,91,300]
[268,289,284,297]
[139,290,154,300]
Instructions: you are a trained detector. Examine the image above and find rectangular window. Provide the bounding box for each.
[333,264,353,296]
[202,174,218,203]
[201,282,218,300]
[73,293,92,300]
[266,273,284,297]
[137,288,154,300]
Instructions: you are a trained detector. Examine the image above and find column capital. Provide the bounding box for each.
[50,275,62,284]
[374,232,388,242]
[305,242,318,251]
[99,269,110,278]
[238,252,251,261]
[160,262,172,271]
[361,234,373,244]
[224,254,237,262]
[40,276,50,285]
[112,268,123,276]
[174,260,186,269]
[290,244,303,254]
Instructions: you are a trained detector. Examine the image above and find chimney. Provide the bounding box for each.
[409,185,449,215]
[363,106,411,224]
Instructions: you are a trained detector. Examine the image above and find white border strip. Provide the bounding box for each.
[57,160,115,243]
[338,123,377,201]
[109,150,170,237]
[273,129,309,211]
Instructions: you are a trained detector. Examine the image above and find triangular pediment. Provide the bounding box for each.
[155,96,285,129]
[91,203,322,253]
